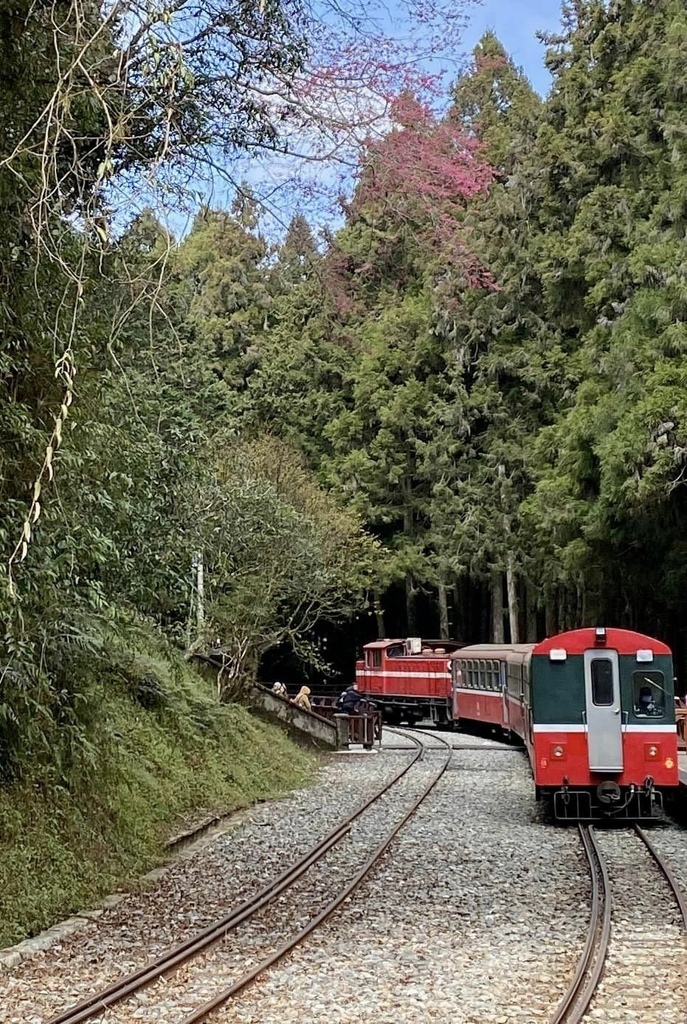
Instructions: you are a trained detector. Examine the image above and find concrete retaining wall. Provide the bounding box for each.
[250,685,339,748]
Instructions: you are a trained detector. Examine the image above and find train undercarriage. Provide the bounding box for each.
[376,697,452,728]
[544,777,665,822]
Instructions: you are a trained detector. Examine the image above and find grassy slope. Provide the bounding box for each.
[0,640,315,949]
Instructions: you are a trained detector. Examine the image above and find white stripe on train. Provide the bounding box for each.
[359,670,452,679]
[532,723,677,734]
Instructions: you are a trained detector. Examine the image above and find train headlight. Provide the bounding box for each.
[644,743,660,760]
[550,744,566,761]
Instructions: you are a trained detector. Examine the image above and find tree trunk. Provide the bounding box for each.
[506,552,519,643]
[491,574,505,644]
[545,589,557,638]
[406,574,418,636]
[401,474,418,636]
[525,583,538,643]
[454,580,466,642]
[218,637,258,702]
[372,590,385,638]
[438,583,450,639]
[497,462,518,644]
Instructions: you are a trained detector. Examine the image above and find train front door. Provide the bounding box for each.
[583,649,623,772]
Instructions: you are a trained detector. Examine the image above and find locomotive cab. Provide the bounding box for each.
[356,638,462,726]
[531,628,678,821]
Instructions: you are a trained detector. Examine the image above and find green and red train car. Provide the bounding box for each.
[357,627,680,820]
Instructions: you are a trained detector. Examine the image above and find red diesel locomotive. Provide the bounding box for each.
[358,627,680,820]
[355,637,462,726]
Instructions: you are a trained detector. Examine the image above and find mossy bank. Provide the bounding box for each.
[0,630,315,950]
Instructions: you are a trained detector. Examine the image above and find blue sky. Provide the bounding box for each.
[153,0,566,235]
[462,0,563,96]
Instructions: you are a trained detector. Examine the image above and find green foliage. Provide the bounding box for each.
[0,627,314,947]
[244,8,687,653]
[205,435,380,695]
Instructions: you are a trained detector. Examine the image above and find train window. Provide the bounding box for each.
[372,649,382,669]
[633,671,665,717]
[591,659,614,706]
[386,644,403,658]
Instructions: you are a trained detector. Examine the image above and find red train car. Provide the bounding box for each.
[451,627,680,821]
[356,638,462,725]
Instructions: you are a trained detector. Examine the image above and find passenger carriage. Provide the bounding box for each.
[451,643,532,739]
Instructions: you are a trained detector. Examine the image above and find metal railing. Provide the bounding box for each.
[310,696,382,749]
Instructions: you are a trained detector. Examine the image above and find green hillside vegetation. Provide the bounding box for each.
[0,625,314,948]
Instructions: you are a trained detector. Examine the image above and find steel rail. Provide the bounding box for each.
[180,731,454,1024]
[634,824,687,931]
[549,825,611,1024]
[48,730,424,1024]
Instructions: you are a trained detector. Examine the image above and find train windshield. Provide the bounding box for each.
[633,671,665,717]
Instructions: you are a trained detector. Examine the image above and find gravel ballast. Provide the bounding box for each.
[3,727,686,1024]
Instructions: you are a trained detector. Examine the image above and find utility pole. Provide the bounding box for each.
[193,550,205,636]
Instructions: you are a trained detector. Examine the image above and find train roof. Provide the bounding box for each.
[533,627,671,657]
[363,638,462,651]
[451,643,535,658]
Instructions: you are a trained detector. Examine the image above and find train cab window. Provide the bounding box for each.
[367,649,382,669]
[590,659,614,706]
[386,644,403,658]
[633,671,665,717]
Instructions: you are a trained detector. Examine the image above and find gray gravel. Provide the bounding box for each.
[5,727,664,1024]
[213,733,588,1024]
[1,752,402,1024]
[586,828,687,1023]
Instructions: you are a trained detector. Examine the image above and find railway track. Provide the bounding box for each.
[551,824,687,1024]
[46,728,451,1024]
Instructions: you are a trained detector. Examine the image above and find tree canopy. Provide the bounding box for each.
[5,0,687,791]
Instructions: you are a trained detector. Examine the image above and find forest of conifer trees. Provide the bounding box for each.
[2,0,687,796]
